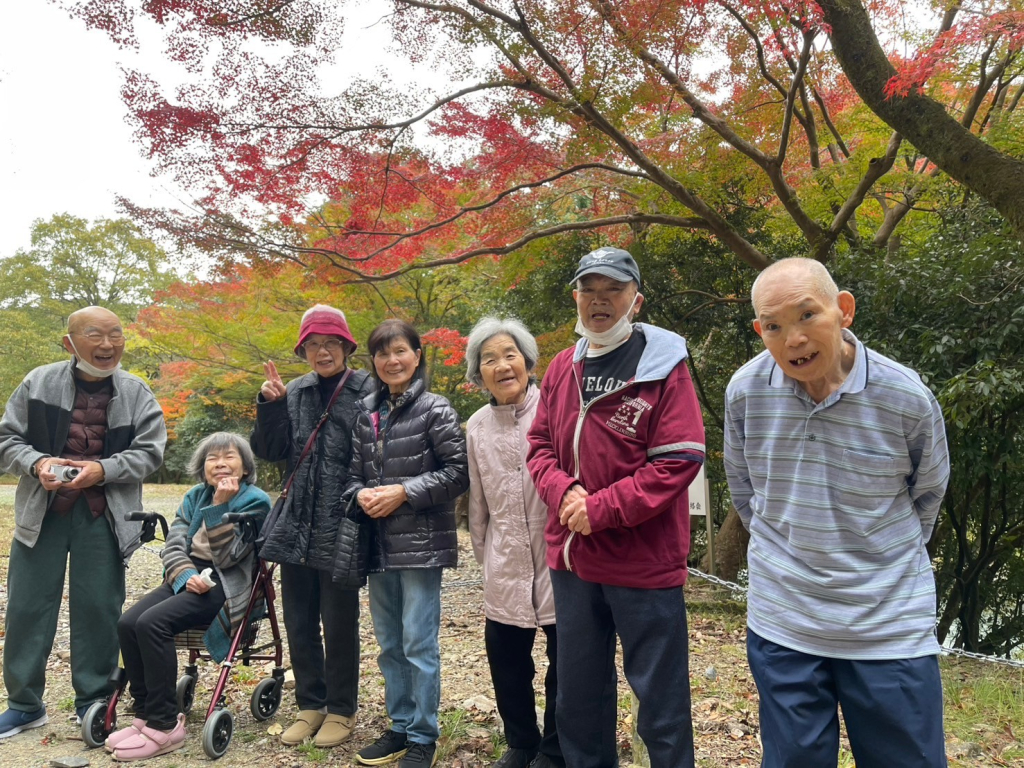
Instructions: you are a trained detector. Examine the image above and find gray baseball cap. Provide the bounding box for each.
[569,247,642,290]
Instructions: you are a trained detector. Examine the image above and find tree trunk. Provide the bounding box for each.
[702,506,750,582]
[818,0,1024,238]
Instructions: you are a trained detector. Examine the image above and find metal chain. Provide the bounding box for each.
[129,548,1024,668]
[687,568,1024,669]
[939,647,1024,669]
[688,567,748,598]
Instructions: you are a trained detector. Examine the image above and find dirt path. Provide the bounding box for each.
[0,485,1020,767]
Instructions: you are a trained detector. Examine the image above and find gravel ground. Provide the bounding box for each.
[0,485,1021,767]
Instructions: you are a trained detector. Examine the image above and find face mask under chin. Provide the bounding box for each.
[574,294,639,347]
[67,338,121,379]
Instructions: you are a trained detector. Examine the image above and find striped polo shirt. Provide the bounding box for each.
[724,329,949,659]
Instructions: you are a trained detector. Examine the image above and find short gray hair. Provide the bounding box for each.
[187,432,258,486]
[465,316,539,387]
[750,258,839,315]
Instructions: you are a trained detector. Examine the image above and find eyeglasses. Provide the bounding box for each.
[300,339,346,355]
[71,331,127,346]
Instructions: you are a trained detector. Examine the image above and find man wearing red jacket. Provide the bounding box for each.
[527,248,705,768]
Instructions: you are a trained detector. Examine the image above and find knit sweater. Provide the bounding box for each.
[161,482,271,662]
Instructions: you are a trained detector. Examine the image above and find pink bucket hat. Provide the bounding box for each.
[294,304,358,356]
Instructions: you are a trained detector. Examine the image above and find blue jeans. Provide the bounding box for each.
[747,629,948,768]
[368,568,443,744]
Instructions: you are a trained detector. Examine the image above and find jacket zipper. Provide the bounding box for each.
[563,363,637,572]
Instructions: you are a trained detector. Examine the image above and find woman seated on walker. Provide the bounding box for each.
[107,432,271,761]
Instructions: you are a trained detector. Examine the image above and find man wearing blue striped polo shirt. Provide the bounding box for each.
[724,258,950,767]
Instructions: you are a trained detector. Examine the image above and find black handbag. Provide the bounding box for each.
[256,369,353,558]
[330,495,370,587]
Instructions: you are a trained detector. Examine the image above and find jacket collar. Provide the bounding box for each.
[363,376,426,412]
[572,323,690,383]
[487,381,539,421]
[767,328,868,401]
[64,358,125,398]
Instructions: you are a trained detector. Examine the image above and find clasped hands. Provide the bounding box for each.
[34,457,104,492]
[358,484,408,519]
[559,484,591,535]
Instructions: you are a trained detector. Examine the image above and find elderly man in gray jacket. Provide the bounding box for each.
[0,307,167,739]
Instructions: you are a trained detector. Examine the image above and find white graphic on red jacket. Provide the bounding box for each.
[607,395,653,436]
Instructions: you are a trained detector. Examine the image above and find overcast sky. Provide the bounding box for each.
[0,2,445,259]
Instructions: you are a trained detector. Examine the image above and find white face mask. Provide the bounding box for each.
[67,337,121,379]
[574,293,639,348]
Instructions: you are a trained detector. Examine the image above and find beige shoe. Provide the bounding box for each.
[313,713,355,747]
[281,710,326,745]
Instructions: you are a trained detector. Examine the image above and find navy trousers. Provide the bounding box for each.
[747,629,948,768]
[550,570,694,768]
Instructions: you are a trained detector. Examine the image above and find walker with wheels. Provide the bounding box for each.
[81,511,285,759]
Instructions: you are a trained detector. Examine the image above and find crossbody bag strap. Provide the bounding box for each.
[280,367,354,497]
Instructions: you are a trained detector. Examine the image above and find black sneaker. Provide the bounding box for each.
[495,747,537,768]
[356,730,410,765]
[399,741,437,767]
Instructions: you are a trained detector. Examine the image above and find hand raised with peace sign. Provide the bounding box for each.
[261,360,288,402]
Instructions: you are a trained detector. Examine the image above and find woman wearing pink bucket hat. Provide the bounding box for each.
[251,304,375,749]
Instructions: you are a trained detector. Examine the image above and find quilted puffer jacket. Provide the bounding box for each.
[251,367,375,571]
[343,377,469,571]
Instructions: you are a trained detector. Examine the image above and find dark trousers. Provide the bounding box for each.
[280,562,360,716]
[117,568,225,730]
[485,619,562,761]
[4,498,125,713]
[747,629,948,768]
[549,570,694,768]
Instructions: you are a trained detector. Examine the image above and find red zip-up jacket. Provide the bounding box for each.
[527,324,706,589]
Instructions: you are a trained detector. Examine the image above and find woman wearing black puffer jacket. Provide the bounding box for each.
[344,319,469,768]
[250,305,375,750]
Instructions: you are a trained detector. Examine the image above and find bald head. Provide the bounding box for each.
[63,307,126,380]
[751,258,840,316]
[68,306,122,335]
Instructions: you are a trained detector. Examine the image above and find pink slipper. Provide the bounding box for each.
[112,714,186,761]
[105,718,147,752]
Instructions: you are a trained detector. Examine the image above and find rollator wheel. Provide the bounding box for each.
[176,674,197,715]
[250,677,281,721]
[81,700,114,748]
[202,708,234,759]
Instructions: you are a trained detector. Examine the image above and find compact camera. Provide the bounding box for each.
[51,465,81,483]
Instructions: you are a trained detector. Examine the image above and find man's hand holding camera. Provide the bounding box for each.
[34,457,105,491]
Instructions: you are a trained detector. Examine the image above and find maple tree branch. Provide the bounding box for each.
[777,31,815,167]
[819,0,1024,237]
[592,2,822,248]
[219,80,518,135]
[961,37,1004,130]
[815,131,903,261]
[811,85,851,158]
[718,2,788,99]
[344,213,713,282]
[592,0,768,166]
[318,162,653,263]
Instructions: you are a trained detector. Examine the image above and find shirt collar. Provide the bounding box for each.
[767,328,868,400]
